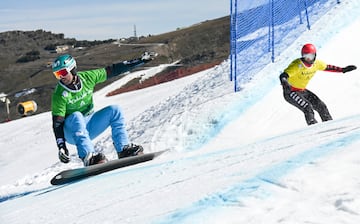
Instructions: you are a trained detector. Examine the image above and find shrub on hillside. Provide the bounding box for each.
[16,50,40,63]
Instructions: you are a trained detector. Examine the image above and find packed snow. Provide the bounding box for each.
[1,0,360,223]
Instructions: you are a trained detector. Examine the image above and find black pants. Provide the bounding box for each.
[283,88,332,125]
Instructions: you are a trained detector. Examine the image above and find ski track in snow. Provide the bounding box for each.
[2,115,360,224]
[156,116,360,223]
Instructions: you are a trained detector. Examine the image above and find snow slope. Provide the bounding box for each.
[1,0,360,223]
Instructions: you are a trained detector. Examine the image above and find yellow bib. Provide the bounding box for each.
[284,59,327,89]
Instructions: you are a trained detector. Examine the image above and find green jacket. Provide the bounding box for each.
[51,68,106,117]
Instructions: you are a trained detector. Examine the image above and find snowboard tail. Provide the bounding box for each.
[51,150,167,185]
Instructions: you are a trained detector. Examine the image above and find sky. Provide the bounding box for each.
[0,0,229,40]
[1,0,360,223]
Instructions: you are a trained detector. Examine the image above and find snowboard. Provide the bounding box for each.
[50,150,168,185]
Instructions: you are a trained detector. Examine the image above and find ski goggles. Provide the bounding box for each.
[53,68,70,79]
[302,53,316,61]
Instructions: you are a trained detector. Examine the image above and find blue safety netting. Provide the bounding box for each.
[230,0,341,91]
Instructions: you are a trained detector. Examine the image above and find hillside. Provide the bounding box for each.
[0,16,230,122]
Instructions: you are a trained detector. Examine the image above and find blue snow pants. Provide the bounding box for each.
[64,105,129,159]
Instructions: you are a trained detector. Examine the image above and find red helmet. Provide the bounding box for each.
[301,43,316,55]
[301,43,316,64]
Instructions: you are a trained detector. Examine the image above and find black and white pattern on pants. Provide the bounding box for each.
[290,92,309,109]
[283,89,332,125]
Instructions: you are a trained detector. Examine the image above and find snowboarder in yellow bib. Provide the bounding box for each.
[279,43,356,125]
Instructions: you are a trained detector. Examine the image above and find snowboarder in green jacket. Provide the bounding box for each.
[51,52,156,166]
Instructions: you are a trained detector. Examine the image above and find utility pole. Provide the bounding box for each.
[5,98,10,121]
[1,96,11,121]
[134,24,138,40]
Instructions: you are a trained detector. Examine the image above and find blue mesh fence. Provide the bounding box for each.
[230,0,341,92]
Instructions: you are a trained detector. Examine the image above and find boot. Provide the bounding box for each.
[118,143,144,159]
[83,152,107,166]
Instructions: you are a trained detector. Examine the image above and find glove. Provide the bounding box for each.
[58,147,70,163]
[280,77,291,93]
[57,138,70,163]
[342,65,357,73]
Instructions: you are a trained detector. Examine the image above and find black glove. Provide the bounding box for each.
[282,82,291,93]
[58,147,70,163]
[279,72,291,93]
[57,139,70,163]
[280,77,291,93]
[342,65,357,73]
